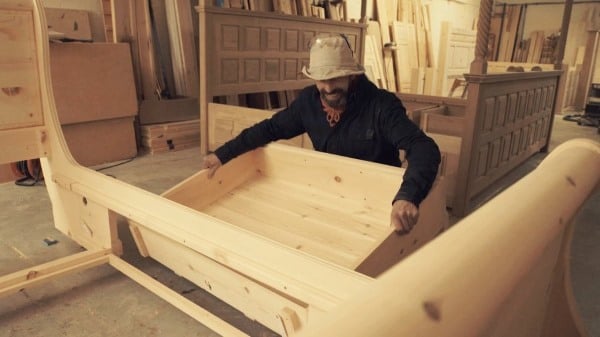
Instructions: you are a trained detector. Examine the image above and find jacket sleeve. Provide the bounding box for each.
[379,95,441,207]
[214,105,305,164]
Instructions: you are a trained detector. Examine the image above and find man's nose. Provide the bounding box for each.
[321,80,336,92]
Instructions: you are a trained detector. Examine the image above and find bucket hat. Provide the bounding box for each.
[301,35,365,80]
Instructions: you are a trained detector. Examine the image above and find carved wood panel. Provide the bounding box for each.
[204,9,365,96]
[469,75,557,197]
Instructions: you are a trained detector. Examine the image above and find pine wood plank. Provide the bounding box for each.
[0,127,49,164]
[0,249,110,297]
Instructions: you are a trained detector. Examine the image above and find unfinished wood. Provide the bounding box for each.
[0,10,43,130]
[427,132,461,208]
[45,7,93,41]
[149,0,177,98]
[143,142,447,332]
[487,61,554,73]
[135,0,161,101]
[139,97,199,125]
[62,117,137,167]
[364,34,386,89]
[391,21,418,93]
[436,21,476,96]
[375,0,397,91]
[214,144,446,269]
[109,255,251,337]
[0,249,110,297]
[496,4,521,62]
[297,138,599,337]
[49,43,138,125]
[141,119,200,153]
[421,113,464,137]
[109,0,132,43]
[0,127,48,165]
[165,0,199,97]
[527,31,545,64]
[2,3,593,336]
[208,102,305,151]
[366,20,387,89]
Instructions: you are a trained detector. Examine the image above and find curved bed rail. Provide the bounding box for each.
[297,138,600,337]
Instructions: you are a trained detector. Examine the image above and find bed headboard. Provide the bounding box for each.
[196,2,367,153]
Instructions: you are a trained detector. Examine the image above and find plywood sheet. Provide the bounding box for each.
[49,43,138,125]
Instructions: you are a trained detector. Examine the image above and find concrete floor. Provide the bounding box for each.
[0,116,598,337]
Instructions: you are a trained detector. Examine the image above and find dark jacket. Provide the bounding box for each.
[215,75,441,206]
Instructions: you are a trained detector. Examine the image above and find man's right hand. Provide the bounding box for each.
[201,153,222,178]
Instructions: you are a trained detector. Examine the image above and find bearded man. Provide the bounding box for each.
[202,34,441,234]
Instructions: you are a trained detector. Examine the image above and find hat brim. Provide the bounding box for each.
[301,65,365,81]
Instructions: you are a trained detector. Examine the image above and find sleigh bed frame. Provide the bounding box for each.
[1,1,599,337]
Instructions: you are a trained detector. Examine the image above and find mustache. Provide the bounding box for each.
[320,88,345,96]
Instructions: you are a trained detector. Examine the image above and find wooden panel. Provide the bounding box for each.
[365,21,386,89]
[421,113,464,137]
[0,10,43,130]
[436,22,476,96]
[208,102,305,151]
[391,21,418,93]
[62,117,137,167]
[49,43,138,125]
[45,7,92,41]
[203,7,365,96]
[136,225,310,337]
[454,71,562,214]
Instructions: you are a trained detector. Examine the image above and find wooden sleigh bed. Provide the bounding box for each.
[2,1,599,337]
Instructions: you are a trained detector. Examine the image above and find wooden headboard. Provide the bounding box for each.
[196,2,367,153]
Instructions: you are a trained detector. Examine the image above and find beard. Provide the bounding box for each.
[320,88,348,109]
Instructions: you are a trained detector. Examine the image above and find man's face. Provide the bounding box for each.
[315,76,352,109]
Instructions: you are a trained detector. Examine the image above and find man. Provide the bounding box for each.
[202,34,440,235]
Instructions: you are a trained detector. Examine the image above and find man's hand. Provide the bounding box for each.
[201,153,222,178]
[390,200,419,235]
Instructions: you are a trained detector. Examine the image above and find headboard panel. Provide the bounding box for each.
[197,2,367,153]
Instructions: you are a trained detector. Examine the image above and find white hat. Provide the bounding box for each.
[301,35,365,80]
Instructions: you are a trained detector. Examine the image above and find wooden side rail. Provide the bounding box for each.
[296,138,600,337]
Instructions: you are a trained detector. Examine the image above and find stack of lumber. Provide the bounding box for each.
[365,0,435,94]
[141,119,200,154]
[102,0,200,125]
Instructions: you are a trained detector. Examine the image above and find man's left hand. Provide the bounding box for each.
[390,200,419,235]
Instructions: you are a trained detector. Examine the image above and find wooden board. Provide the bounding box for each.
[45,7,93,41]
[436,21,476,96]
[375,0,397,92]
[391,21,418,93]
[49,43,138,125]
[208,102,309,151]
